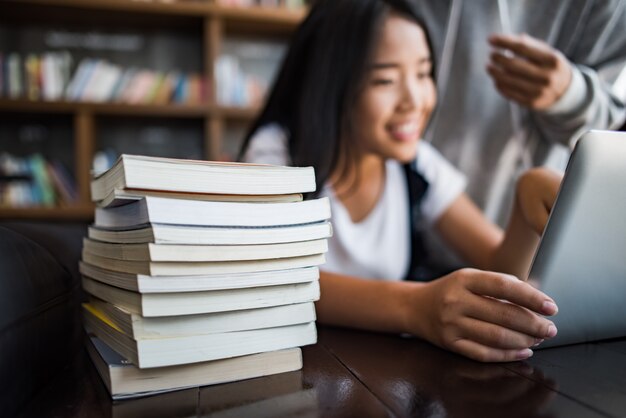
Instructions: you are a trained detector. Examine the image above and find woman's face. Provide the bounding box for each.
[349,13,436,163]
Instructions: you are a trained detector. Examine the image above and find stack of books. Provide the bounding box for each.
[81,154,331,399]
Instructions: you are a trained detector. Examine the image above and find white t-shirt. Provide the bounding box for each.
[243,124,467,280]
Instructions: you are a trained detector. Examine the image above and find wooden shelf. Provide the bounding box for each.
[0,0,306,28]
[0,99,259,120]
[0,206,94,220]
[0,0,302,220]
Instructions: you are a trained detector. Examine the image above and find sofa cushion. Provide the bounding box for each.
[0,224,85,417]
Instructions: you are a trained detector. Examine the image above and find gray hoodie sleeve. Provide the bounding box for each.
[533,0,626,147]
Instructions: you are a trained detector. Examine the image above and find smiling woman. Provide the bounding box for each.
[240,0,563,363]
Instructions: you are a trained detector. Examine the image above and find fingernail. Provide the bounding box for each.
[542,301,558,315]
[545,324,558,338]
[516,348,533,360]
[533,338,544,347]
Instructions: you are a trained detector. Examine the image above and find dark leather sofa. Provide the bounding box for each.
[0,221,88,417]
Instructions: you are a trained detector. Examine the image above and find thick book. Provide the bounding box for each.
[87,221,333,245]
[86,335,303,400]
[89,298,317,339]
[83,304,318,368]
[81,250,326,276]
[90,155,316,201]
[81,276,321,317]
[98,188,303,208]
[94,196,331,229]
[79,262,320,293]
[82,237,328,262]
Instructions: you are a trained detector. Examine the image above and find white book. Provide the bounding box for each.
[86,335,303,400]
[91,62,122,102]
[82,237,328,262]
[79,262,320,293]
[80,60,108,102]
[98,188,303,208]
[94,196,331,229]
[81,250,326,276]
[81,276,321,317]
[90,154,316,201]
[87,221,332,245]
[84,304,317,368]
[89,298,317,338]
[41,52,63,101]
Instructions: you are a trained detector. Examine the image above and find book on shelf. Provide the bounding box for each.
[46,160,79,204]
[80,261,320,293]
[7,52,23,98]
[83,303,317,368]
[25,54,40,100]
[94,196,330,228]
[66,58,98,101]
[81,276,321,317]
[86,335,303,400]
[82,250,326,276]
[90,154,316,201]
[87,221,331,245]
[82,237,328,262]
[0,153,77,207]
[82,60,123,103]
[89,297,317,339]
[28,153,55,206]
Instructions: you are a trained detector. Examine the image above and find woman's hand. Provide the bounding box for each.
[487,33,573,110]
[409,268,558,362]
[516,167,563,235]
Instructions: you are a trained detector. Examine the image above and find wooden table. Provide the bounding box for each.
[15,326,626,417]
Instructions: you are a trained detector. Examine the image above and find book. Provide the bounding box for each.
[90,154,316,201]
[82,250,326,276]
[81,276,321,317]
[83,304,318,368]
[79,262,320,292]
[82,237,328,262]
[97,187,303,208]
[86,335,303,400]
[89,297,317,338]
[87,221,332,245]
[94,196,331,229]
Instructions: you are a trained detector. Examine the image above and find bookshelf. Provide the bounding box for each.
[0,0,305,220]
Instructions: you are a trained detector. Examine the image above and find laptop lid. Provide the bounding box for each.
[528,130,626,349]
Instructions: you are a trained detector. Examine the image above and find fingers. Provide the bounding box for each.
[488,33,557,67]
[452,338,533,362]
[489,51,550,84]
[487,63,543,108]
[464,270,558,317]
[465,294,555,340]
[487,62,542,95]
[456,316,538,349]
[487,33,572,110]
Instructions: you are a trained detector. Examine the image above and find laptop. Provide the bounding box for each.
[528,130,626,349]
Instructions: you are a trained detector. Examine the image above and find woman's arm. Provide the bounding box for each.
[435,167,562,277]
[490,168,561,277]
[316,267,559,362]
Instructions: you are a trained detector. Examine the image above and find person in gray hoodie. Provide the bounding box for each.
[413,0,626,226]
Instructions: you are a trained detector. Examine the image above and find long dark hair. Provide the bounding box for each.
[239,0,436,196]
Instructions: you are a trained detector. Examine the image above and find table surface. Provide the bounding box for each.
[16,326,626,418]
